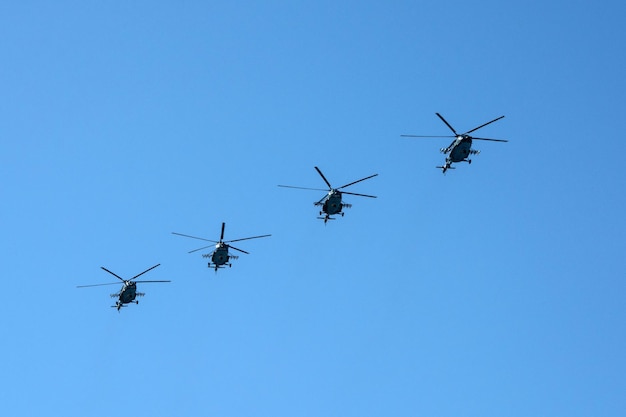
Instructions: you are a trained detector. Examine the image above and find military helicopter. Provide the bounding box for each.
[278,166,378,223]
[402,113,507,173]
[172,222,271,271]
[76,264,170,311]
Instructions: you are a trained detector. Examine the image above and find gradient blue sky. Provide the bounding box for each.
[2,1,625,416]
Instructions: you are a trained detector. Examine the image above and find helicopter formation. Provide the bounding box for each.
[77,112,507,311]
[76,223,270,310]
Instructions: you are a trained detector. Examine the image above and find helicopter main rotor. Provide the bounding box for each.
[278,166,378,198]
[76,264,170,288]
[172,223,271,255]
[401,113,508,142]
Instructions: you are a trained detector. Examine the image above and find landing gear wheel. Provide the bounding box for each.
[468,159,472,164]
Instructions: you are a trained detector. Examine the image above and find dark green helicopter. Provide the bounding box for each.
[172,223,271,271]
[402,113,507,173]
[77,264,170,311]
[279,166,378,223]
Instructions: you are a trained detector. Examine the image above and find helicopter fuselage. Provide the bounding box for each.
[447,136,473,163]
[203,242,237,270]
[319,190,344,215]
[112,281,145,310]
[211,244,230,266]
[118,282,138,304]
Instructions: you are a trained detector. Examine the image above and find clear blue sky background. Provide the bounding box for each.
[2,1,625,416]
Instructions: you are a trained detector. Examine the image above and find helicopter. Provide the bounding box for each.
[76,264,170,311]
[278,166,378,223]
[172,222,271,271]
[401,113,507,173]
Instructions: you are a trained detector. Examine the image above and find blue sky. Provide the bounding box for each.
[2,1,625,416]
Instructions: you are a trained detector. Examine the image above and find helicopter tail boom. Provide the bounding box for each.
[317,216,336,224]
[436,164,455,174]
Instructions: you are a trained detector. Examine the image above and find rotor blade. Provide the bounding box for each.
[471,137,508,142]
[342,191,377,198]
[435,113,459,136]
[188,245,215,254]
[227,234,271,243]
[220,222,225,241]
[314,166,333,189]
[229,245,250,255]
[278,185,329,192]
[100,267,125,282]
[172,232,218,244]
[77,282,121,288]
[400,135,455,138]
[130,264,161,281]
[337,173,378,190]
[133,280,171,284]
[464,115,505,135]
